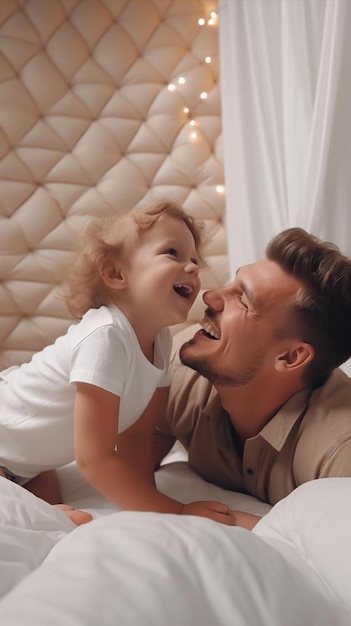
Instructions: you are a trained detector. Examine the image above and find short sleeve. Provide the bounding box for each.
[70,324,129,397]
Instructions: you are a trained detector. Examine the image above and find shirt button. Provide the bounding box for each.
[246,468,254,475]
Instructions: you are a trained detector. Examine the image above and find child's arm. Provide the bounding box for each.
[74,383,237,525]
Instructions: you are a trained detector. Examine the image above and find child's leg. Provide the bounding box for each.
[24,469,62,504]
[0,468,92,526]
[25,470,92,524]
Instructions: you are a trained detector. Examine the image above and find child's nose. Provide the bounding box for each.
[184,260,199,275]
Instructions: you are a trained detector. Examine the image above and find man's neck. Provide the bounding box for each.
[217,376,303,440]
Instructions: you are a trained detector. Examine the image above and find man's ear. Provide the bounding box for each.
[275,342,314,372]
[100,259,126,290]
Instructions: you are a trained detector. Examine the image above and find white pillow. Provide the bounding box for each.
[0,478,74,598]
[254,477,351,613]
[0,510,346,625]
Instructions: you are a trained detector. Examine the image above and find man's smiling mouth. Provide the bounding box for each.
[200,320,220,339]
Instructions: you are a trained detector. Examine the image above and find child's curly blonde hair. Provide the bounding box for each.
[64,201,204,319]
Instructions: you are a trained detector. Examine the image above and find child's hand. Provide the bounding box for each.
[180,500,237,526]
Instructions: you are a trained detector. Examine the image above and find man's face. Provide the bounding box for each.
[179,259,304,387]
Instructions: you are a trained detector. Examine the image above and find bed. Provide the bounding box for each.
[1,460,350,625]
[1,2,351,624]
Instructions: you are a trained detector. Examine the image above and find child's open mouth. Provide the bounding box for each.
[173,284,194,300]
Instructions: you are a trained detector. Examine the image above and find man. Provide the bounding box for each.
[154,227,351,505]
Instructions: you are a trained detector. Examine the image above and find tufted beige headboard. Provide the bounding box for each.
[0,0,229,369]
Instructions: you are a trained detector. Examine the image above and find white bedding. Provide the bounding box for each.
[0,462,350,625]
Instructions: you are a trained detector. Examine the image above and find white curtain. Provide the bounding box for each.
[219,0,351,268]
[219,0,351,374]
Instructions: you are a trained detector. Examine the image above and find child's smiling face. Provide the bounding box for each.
[110,215,201,332]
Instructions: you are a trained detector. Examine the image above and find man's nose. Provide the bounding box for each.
[203,288,224,310]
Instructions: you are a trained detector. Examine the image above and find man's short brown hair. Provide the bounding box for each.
[267,227,351,386]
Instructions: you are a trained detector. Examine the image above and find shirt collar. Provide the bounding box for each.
[258,386,313,450]
[204,384,314,452]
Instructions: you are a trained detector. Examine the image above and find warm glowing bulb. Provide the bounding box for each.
[198,17,205,26]
[205,56,212,63]
[210,11,217,19]
[190,131,198,140]
[200,91,208,99]
[178,76,185,84]
[208,18,215,25]
[189,119,196,126]
[168,83,176,91]
[183,107,190,114]
[216,185,225,194]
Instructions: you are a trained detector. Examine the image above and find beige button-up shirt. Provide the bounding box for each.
[156,326,351,505]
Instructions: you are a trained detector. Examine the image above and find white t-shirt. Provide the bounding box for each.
[0,305,171,481]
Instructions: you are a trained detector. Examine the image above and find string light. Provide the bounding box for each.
[166,10,222,161]
[199,11,218,26]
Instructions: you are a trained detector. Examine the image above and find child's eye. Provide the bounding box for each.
[165,248,178,257]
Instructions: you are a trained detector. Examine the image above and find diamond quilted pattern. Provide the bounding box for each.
[0,0,228,367]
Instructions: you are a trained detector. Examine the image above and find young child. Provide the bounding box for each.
[0,202,236,526]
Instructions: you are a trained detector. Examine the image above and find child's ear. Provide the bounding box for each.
[101,259,126,290]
